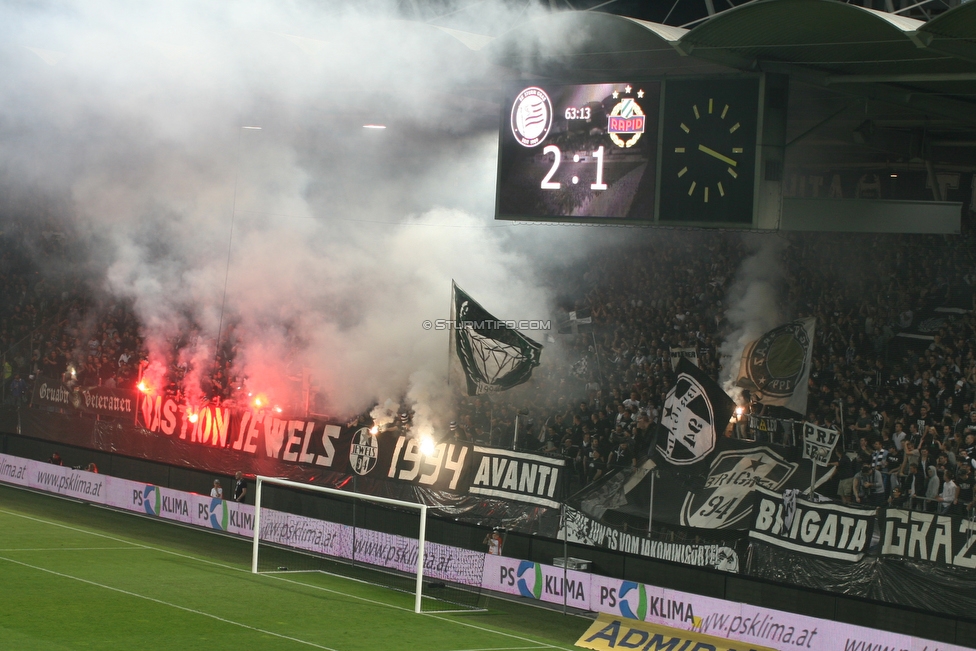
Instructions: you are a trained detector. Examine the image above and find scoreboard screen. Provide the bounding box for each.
[495,82,661,223]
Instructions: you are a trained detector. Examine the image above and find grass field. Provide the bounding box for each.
[0,484,589,651]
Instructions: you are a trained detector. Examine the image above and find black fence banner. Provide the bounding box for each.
[76,386,137,418]
[31,376,74,410]
[880,508,976,568]
[31,377,137,419]
[563,505,741,571]
[135,394,565,506]
[749,486,874,561]
[468,446,566,508]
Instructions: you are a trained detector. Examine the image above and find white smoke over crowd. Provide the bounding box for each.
[719,234,789,401]
[0,0,791,429]
[0,0,600,424]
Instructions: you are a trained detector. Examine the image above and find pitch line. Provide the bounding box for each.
[0,506,579,651]
[0,554,340,651]
[0,546,141,552]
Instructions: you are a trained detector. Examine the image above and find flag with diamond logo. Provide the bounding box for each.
[450,281,543,396]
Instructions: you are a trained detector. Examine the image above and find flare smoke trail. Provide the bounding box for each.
[720,234,789,402]
[0,0,607,424]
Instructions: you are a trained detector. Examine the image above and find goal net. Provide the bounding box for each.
[251,476,485,613]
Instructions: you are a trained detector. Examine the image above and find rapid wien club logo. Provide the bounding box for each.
[743,321,811,400]
[608,87,645,148]
[680,447,797,529]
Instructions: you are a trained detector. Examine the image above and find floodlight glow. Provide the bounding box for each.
[242,126,262,130]
[363,124,386,129]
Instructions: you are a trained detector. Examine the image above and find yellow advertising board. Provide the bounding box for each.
[576,612,779,651]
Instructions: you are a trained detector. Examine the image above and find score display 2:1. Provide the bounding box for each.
[540,145,608,191]
[495,81,661,222]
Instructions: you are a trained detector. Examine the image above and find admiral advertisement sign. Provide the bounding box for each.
[31,376,136,418]
[135,394,565,508]
[749,487,873,561]
[577,613,778,651]
[880,508,976,568]
[563,505,741,572]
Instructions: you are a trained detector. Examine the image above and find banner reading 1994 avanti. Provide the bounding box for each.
[135,393,566,508]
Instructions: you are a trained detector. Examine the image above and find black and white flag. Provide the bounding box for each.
[656,358,736,466]
[557,308,592,335]
[450,281,543,396]
[669,347,699,371]
[736,317,816,416]
[802,422,840,467]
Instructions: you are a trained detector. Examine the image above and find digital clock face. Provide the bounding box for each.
[496,82,661,222]
[659,78,759,225]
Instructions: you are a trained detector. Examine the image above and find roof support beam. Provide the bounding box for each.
[825,72,976,84]
[760,60,976,127]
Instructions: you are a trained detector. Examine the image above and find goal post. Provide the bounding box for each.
[251,475,481,614]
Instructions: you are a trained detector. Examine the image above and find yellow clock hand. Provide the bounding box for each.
[698,144,737,167]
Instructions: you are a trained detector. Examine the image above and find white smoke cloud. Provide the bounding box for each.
[719,233,789,402]
[0,0,616,424]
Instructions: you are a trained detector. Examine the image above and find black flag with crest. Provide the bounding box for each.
[450,281,543,396]
[656,358,736,466]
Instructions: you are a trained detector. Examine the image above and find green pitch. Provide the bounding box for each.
[0,484,588,651]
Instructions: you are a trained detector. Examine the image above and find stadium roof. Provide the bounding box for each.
[485,0,976,127]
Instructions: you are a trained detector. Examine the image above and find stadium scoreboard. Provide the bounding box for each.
[495,76,784,228]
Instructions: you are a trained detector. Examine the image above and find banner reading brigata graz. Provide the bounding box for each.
[750,487,873,562]
[137,394,565,508]
[880,508,976,568]
[32,376,137,419]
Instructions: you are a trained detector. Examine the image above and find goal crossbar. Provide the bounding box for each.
[252,475,428,613]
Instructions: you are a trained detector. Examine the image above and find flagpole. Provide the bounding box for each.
[647,469,656,535]
[809,459,817,498]
[448,282,454,388]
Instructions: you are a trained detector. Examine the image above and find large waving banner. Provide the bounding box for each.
[736,317,816,416]
[750,487,874,561]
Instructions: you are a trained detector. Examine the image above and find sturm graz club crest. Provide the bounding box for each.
[743,321,811,399]
[510,87,553,147]
[349,427,379,476]
[657,369,716,465]
[680,447,797,529]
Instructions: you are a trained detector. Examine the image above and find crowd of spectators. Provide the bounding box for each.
[447,228,976,499]
[3,213,976,507]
